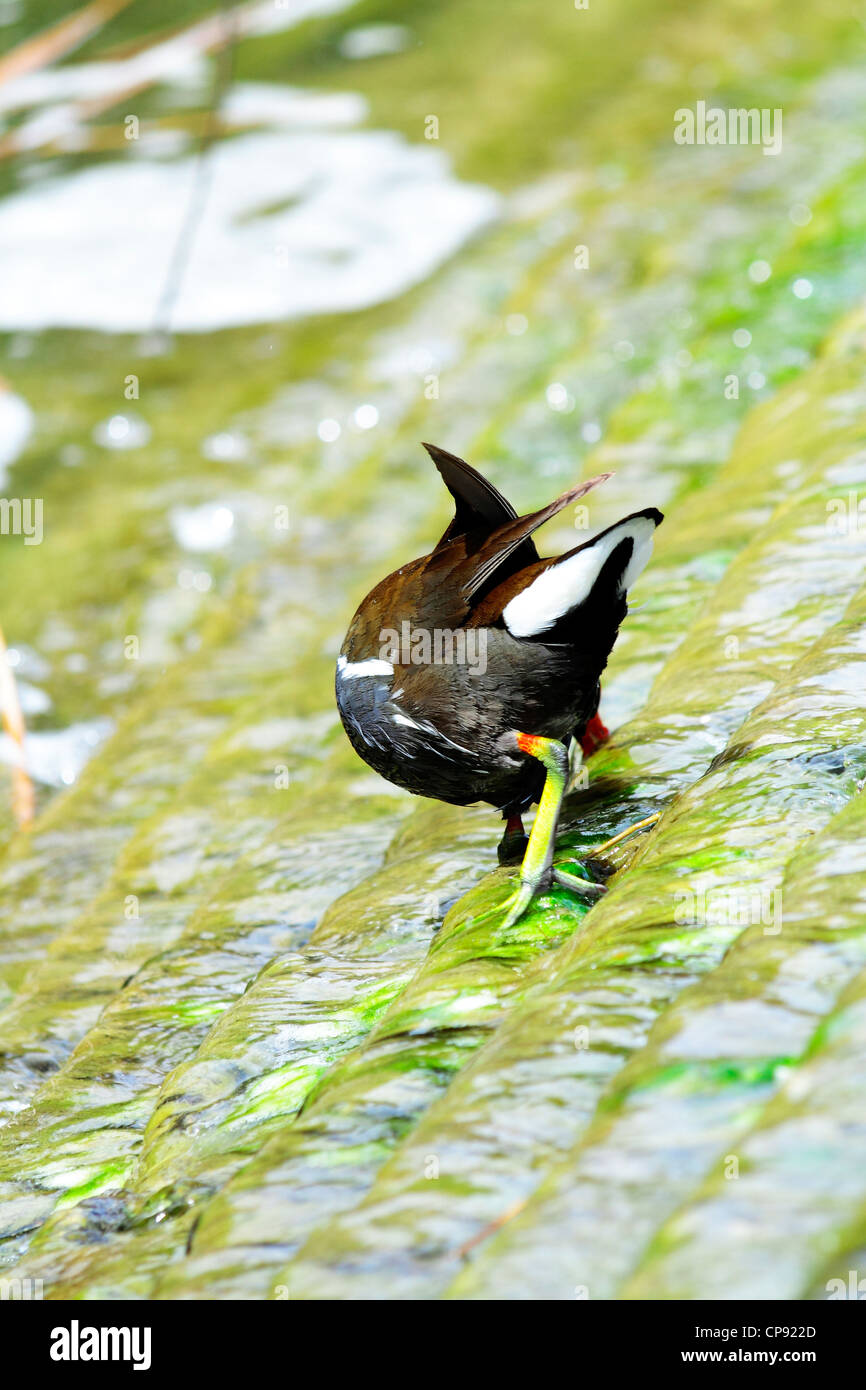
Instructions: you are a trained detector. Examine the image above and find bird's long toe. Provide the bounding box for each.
[499,873,549,930]
[553,866,606,900]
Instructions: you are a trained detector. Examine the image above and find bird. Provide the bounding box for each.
[335,443,662,927]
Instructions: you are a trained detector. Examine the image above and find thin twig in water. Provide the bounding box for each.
[590,811,661,858]
[150,2,238,343]
[0,0,135,87]
[454,1198,528,1260]
[0,626,34,829]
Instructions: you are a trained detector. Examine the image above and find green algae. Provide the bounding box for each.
[250,454,866,1302]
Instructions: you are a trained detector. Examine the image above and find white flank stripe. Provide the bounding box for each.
[503,515,657,638]
[337,655,394,678]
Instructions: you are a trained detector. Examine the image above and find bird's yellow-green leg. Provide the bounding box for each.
[501,733,604,929]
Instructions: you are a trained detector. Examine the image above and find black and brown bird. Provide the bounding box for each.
[336,443,662,925]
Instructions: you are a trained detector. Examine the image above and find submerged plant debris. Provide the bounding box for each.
[1,0,866,1299]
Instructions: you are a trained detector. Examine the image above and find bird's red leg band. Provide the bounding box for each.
[515,732,546,759]
[579,712,610,757]
[510,732,569,888]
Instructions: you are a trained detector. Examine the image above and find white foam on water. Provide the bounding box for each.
[0,716,113,787]
[171,502,236,552]
[0,0,499,334]
[220,82,366,129]
[339,24,410,60]
[0,126,499,332]
[0,0,356,119]
[0,389,34,486]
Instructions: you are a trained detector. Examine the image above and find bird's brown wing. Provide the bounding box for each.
[454,472,613,602]
[423,442,521,548]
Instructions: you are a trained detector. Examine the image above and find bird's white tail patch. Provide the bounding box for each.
[503,513,658,638]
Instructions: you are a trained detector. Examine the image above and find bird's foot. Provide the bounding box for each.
[553,866,606,900]
[500,874,548,930]
[500,863,605,930]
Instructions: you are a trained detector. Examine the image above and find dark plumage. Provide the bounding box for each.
[338,444,660,803]
[336,444,662,921]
